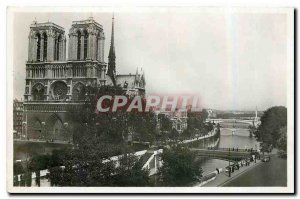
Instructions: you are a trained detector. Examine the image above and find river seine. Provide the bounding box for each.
[200,128,259,176]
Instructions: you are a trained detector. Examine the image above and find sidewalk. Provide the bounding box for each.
[201,159,263,187]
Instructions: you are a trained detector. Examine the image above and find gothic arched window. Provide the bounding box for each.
[32,83,44,101]
[53,119,64,140]
[45,114,65,141]
[96,32,100,60]
[83,30,88,60]
[77,31,81,60]
[36,33,41,61]
[43,32,48,61]
[72,82,85,101]
[54,35,61,61]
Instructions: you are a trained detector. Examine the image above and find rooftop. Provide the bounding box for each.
[30,21,65,32]
[72,17,103,30]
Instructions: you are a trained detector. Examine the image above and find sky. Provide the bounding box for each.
[12,10,288,111]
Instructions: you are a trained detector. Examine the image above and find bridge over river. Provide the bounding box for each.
[206,118,261,127]
[191,148,258,162]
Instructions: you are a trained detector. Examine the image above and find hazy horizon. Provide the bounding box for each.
[12,10,288,111]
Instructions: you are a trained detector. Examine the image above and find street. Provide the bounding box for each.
[222,154,287,187]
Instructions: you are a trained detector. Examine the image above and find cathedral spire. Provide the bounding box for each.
[109,13,115,60]
[107,13,116,85]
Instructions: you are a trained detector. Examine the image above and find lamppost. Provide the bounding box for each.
[228,148,231,177]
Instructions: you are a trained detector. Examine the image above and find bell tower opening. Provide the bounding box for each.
[36,33,41,61]
[83,30,88,60]
[77,31,81,60]
[43,32,48,61]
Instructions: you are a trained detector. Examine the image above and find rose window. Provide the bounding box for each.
[52,81,67,100]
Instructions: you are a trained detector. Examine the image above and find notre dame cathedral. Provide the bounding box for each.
[22,16,146,142]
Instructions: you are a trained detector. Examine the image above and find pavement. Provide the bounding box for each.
[201,149,287,187]
[222,154,287,187]
[201,158,262,187]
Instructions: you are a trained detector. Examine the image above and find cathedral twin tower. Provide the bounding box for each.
[23,16,145,142]
[26,17,107,102]
[28,17,105,63]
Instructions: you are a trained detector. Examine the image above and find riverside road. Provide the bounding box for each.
[222,153,287,187]
[200,128,287,187]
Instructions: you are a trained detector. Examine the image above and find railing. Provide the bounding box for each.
[207,147,257,153]
[141,149,163,176]
[23,102,86,112]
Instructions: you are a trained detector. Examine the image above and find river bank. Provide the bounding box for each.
[200,149,287,187]
[222,153,287,187]
[197,156,262,187]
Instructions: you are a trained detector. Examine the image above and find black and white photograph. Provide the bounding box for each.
[6,6,294,193]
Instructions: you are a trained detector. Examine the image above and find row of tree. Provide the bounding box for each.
[157,110,211,142]
[254,106,287,155]
[14,85,205,187]
[15,143,202,187]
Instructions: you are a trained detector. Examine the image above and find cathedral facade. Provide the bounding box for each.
[22,16,145,142]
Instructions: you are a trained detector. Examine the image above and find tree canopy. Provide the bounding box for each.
[158,146,202,186]
[45,85,156,186]
[254,106,287,152]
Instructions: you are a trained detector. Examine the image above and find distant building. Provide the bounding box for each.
[207,109,217,119]
[156,109,187,133]
[115,69,145,97]
[13,99,23,138]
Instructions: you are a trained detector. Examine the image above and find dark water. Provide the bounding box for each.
[200,128,259,175]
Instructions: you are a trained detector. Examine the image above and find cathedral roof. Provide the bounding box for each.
[116,74,137,89]
[30,21,65,33]
[116,72,145,89]
[72,17,103,30]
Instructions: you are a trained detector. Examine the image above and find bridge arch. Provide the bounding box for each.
[206,119,256,128]
[191,148,257,162]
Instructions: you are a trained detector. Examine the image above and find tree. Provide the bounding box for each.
[158,114,172,132]
[28,154,50,172]
[48,139,118,186]
[113,154,151,186]
[36,85,157,186]
[66,85,127,145]
[277,126,287,155]
[201,109,209,121]
[24,171,32,187]
[159,146,202,186]
[47,141,153,186]
[13,162,24,175]
[127,111,157,143]
[66,85,157,144]
[216,123,221,136]
[187,112,202,130]
[204,122,214,133]
[169,128,180,141]
[254,106,287,152]
[181,128,192,139]
[35,170,41,187]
